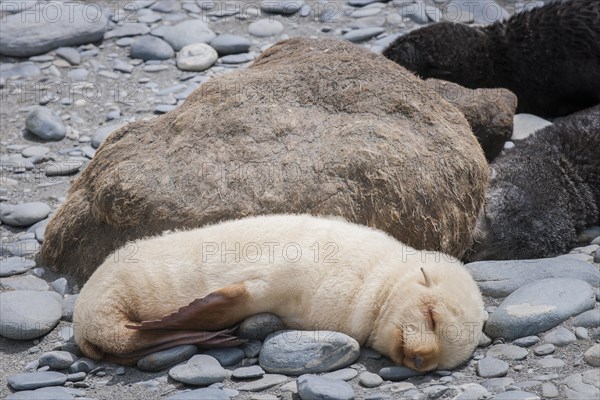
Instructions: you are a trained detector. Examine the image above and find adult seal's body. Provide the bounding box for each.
[74,215,484,371]
[383,0,600,117]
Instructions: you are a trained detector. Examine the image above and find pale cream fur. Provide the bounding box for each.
[74,214,484,371]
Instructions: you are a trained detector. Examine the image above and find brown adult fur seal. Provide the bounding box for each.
[40,37,488,284]
[74,215,485,371]
[383,0,600,117]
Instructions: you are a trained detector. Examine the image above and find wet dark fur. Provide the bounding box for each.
[383,0,600,117]
[467,105,600,261]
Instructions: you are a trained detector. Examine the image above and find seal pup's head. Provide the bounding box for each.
[372,258,484,371]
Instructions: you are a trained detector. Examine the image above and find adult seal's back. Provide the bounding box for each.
[383,0,600,117]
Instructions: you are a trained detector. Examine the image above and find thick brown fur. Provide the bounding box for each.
[40,37,488,284]
[74,215,485,371]
[384,0,600,117]
[467,105,600,261]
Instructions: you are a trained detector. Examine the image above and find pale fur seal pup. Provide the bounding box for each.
[74,214,484,371]
[468,105,600,261]
[383,0,600,117]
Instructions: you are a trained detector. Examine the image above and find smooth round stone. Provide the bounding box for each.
[241,340,262,358]
[490,390,540,400]
[351,7,381,17]
[0,257,36,277]
[5,386,79,400]
[21,146,49,158]
[321,368,358,381]
[536,357,565,368]
[575,327,589,340]
[55,47,80,65]
[533,344,555,356]
[349,0,381,5]
[477,357,509,378]
[236,374,288,391]
[39,351,78,370]
[66,68,88,81]
[105,23,150,39]
[130,36,174,60]
[168,355,227,386]
[1,239,40,258]
[485,278,596,340]
[238,313,285,341]
[68,358,96,374]
[259,330,360,375]
[162,20,216,51]
[7,371,67,391]
[25,106,66,141]
[210,34,251,55]
[512,114,552,140]
[359,371,383,388]
[92,123,126,149]
[0,202,51,227]
[378,366,422,381]
[455,383,490,399]
[260,0,304,14]
[1,290,62,340]
[45,161,83,177]
[220,53,255,64]
[167,387,230,400]
[0,274,50,291]
[584,344,600,366]
[138,345,197,372]
[572,309,600,328]
[202,347,245,367]
[177,43,218,71]
[297,375,354,400]
[487,344,529,360]
[512,336,540,347]
[248,19,284,37]
[541,382,559,398]
[343,27,385,42]
[67,372,86,382]
[232,365,265,379]
[543,327,576,347]
[465,257,600,298]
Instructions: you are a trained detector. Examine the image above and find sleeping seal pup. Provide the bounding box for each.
[74,214,484,371]
[383,0,600,117]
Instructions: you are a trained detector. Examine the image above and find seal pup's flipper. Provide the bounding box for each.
[126,283,252,331]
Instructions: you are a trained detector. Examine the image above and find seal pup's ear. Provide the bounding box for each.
[126,283,250,331]
[420,267,433,288]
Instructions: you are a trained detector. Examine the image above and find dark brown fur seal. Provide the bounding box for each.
[383,0,600,117]
[467,105,600,261]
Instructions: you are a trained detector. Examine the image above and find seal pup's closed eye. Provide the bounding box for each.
[74,214,484,370]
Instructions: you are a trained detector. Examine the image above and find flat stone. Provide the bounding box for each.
[0,202,51,227]
[22,146,50,158]
[0,257,36,277]
[575,327,589,340]
[248,19,284,37]
[487,344,529,360]
[25,107,66,141]
[39,351,79,370]
[477,357,509,378]
[177,43,218,71]
[162,20,216,51]
[343,27,386,42]
[1,240,40,258]
[537,357,565,368]
[542,382,559,398]
[232,365,265,379]
[512,114,553,140]
[378,366,423,381]
[0,275,50,291]
[68,358,96,374]
[261,0,304,15]
[297,374,355,400]
[138,344,198,371]
[1,291,62,340]
[168,354,227,386]
[562,370,600,399]
[259,330,360,375]
[105,23,150,39]
[130,36,174,60]
[202,347,245,367]
[237,374,288,391]
[533,344,555,356]
[544,327,576,347]
[5,386,77,400]
[321,368,358,381]
[455,383,490,399]
[45,161,83,177]
[238,313,285,341]
[92,123,126,149]
[55,47,81,65]
[0,3,108,57]
[167,387,230,400]
[480,377,514,392]
[490,391,540,400]
[512,336,540,347]
[485,278,596,339]
[7,371,67,391]
[572,309,600,328]
[359,371,383,388]
[465,258,600,297]
[220,53,255,64]
[583,344,600,367]
[241,340,262,358]
[210,34,251,55]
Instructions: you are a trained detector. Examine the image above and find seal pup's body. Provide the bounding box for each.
[383,0,600,117]
[74,214,484,371]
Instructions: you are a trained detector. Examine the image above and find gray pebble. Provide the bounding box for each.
[343,27,386,42]
[68,358,96,374]
[7,371,67,391]
[480,377,515,392]
[297,374,354,400]
[1,239,40,258]
[220,53,255,64]
[533,344,555,356]
[210,34,251,55]
[543,327,576,347]
[4,386,78,400]
[137,344,197,372]
[162,20,215,51]
[477,357,509,378]
[176,43,218,71]
[0,257,36,277]
[261,0,304,14]
[489,390,540,399]
[0,274,49,291]
[104,23,150,39]
[114,59,134,73]
[61,294,78,322]
[55,47,80,65]
[237,374,288,391]
[25,106,66,141]
[321,368,358,381]
[232,365,265,379]
[575,326,589,340]
[541,382,559,398]
[378,366,423,381]
[168,354,227,386]
[155,104,177,114]
[259,330,359,375]
[50,278,69,296]
[583,344,600,366]
[572,309,600,328]
[0,290,62,340]
[66,68,88,81]
[0,202,51,227]
[241,340,262,358]
[202,347,245,367]
[130,36,174,61]
[167,387,230,400]
[248,19,284,37]
[487,344,529,360]
[92,123,126,149]
[359,371,383,388]
[512,336,540,347]
[238,313,285,341]
[21,146,49,158]
[66,372,86,382]
[536,357,565,368]
[1,62,41,80]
